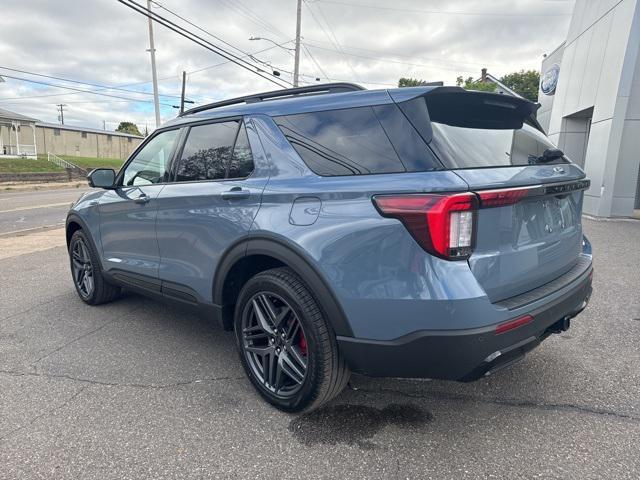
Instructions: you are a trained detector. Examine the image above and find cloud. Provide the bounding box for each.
[0,0,574,131]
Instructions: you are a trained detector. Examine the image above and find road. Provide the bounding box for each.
[0,187,89,235]
[0,213,639,479]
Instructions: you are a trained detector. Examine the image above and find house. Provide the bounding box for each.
[0,108,38,158]
[0,107,144,160]
[477,68,524,98]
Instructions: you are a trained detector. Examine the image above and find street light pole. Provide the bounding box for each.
[147,0,161,128]
[293,0,302,87]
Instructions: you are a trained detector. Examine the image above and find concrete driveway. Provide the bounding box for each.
[0,217,638,479]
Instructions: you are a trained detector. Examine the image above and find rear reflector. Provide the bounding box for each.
[373,193,477,260]
[495,315,534,335]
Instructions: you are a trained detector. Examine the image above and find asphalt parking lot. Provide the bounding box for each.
[1,217,639,479]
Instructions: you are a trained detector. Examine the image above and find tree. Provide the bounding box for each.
[398,77,428,87]
[455,76,497,93]
[499,70,540,102]
[115,122,142,136]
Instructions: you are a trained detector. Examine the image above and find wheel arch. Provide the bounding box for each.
[65,214,102,263]
[214,234,354,337]
[66,214,90,246]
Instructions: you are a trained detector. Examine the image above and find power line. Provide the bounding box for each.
[218,0,290,42]
[312,0,573,16]
[0,43,289,103]
[303,42,478,74]
[0,73,175,106]
[150,1,255,60]
[116,0,291,88]
[302,43,331,81]
[0,65,182,99]
[303,0,361,82]
[303,37,496,69]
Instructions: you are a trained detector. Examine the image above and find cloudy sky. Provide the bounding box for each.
[0,0,575,132]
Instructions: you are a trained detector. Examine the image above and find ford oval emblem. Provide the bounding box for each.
[541,64,560,95]
[553,166,565,174]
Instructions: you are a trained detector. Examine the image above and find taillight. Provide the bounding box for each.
[476,186,530,208]
[373,193,478,260]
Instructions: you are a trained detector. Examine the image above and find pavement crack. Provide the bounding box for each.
[355,387,640,423]
[29,306,143,369]
[0,293,70,323]
[0,385,88,443]
[0,368,244,389]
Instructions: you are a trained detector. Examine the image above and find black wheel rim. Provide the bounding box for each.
[241,292,308,398]
[71,238,94,298]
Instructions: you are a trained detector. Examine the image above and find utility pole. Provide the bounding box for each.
[146,0,161,128]
[293,0,302,87]
[57,104,67,125]
[179,71,186,115]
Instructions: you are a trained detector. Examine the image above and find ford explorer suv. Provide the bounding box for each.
[66,83,593,412]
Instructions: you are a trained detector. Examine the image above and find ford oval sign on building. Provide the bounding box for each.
[541,64,560,95]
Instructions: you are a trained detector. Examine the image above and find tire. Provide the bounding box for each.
[69,229,120,306]
[234,267,350,412]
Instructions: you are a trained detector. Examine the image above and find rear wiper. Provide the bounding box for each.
[528,148,565,164]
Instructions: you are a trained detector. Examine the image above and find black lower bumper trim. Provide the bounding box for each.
[337,268,592,381]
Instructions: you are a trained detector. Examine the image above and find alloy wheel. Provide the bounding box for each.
[71,238,94,298]
[241,292,308,398]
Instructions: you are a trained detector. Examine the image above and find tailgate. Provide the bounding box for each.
[456,165,589,302]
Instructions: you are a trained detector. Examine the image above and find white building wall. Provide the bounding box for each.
[541,0,640,217]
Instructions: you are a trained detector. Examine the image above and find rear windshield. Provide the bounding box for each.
[405,91,569,169]
[429,122,567,169]
[275,105,440,176]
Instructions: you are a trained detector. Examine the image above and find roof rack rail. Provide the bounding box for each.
[180,82,365,117]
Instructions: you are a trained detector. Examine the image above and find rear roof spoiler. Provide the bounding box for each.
[388,86,544,134]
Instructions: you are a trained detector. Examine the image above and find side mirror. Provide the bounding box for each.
[88,168,116,189]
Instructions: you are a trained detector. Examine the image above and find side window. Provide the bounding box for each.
[122,129,179,186]
[175,121,238,182]
[275,107,406,176]
[228,123,255,178]
[175,120,254,182]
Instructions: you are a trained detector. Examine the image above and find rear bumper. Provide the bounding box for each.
[337,264,592,381]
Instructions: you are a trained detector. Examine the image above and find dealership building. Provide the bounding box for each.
[538,0,640,217]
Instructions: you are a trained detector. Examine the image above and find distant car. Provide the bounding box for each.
[66,83,593,412]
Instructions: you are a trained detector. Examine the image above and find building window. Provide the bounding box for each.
[54,129,61,136]
[81,132,87,139]
[107,135,113,142]
[128,137,132,143]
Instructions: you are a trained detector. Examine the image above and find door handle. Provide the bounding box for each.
[134,193,150,204]
[221,187,250,200]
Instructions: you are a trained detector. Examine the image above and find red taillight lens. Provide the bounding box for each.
[477,187,530,208]
[495,315,534,335]
[373,193,478,260]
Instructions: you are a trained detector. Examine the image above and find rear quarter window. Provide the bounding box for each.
[275,105,440,176]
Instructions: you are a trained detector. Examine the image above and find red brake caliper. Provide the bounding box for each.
[298,328,307,356]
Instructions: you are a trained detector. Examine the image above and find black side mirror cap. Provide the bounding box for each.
[88,168,116,189]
